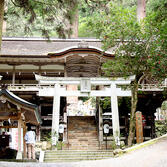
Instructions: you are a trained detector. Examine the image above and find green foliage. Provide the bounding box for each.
[155,120,167,137]
[78,17,96,37]
[88,2,167,82]
[4,0,141,38]
[110,140,117,150]
[89,1,167,146]
[100,97,131,112]
[100,97,111,110]
[4,0,80,38]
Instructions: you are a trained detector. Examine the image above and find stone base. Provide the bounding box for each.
[16,151,22,160]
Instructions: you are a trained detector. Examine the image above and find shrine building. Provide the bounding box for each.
[0,37,164,150]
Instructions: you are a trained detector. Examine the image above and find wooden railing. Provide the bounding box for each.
[6,84,55,91]
[138,84,166,91]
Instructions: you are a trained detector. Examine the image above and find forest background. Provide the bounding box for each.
[2,0,163,38]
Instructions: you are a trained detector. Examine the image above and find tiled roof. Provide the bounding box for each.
[1,37,103,56]
[0,89,42,125]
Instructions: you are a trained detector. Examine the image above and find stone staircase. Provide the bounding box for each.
[44,116,114,162]
[67,116,99,150]
[44,150,114,162]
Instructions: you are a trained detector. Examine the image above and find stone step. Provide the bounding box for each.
[68,133,98,137]
[45,153,113,158]
[67,116,98,150]
[44,150,114,162]
[44,157,112,162]
[68,136,98,140]
[67,146,100,150]
[68,141,99,144]
[69,143,99,148]
[68,130,97,134]
[45,150,113,154]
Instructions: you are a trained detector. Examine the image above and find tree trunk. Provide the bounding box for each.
[0,0,5,51]
[128,81,138,146]
[68,0,78,38]
[137,0,146,22]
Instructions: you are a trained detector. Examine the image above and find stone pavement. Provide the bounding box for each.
[0,135,167,167]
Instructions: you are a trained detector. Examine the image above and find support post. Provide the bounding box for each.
[63,111,67,142]
[16,118,22,159]
[12,66,16,85]
[23,123,27,158]
[99,104,103,144]
[111,83,120,146]
[51,84,60,146]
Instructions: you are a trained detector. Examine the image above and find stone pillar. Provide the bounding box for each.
[16,118,22,159]
[136,111,143,143]
[51,84,60,145]
[111,83,120,146]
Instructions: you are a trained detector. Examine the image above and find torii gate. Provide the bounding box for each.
[35,75,135,146]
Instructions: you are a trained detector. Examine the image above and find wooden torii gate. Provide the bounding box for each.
[35,75,135,146]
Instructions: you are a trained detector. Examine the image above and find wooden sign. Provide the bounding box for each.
[136,111,143,143]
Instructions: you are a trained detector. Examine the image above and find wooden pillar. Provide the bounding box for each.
[23,123,27,158]
[52,84,60,146]
[136,111,143,143]
[99,104,103,143]
[111,83,120,146]
[63,112,67,142]
[16,116,22,159]
[38,66,41,75]
[36,125,40,141]
[12,66,16,85]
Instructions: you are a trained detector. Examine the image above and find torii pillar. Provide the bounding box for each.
[111,83,120,146]
[51,84,61,145]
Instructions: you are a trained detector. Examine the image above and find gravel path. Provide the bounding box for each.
[0,136,167,167]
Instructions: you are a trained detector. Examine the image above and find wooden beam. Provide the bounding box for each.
[0,115,20,120]
[66,64,99,67]
[0,126,17,128]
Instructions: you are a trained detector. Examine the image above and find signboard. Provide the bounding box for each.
[59,124,64,134]
[81,78,91,92]
[103,124,110,134]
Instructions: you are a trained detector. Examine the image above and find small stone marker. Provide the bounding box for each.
[136,111,143,143]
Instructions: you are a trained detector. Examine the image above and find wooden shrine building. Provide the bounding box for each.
[0,37,165,150]
[0,87,41,159]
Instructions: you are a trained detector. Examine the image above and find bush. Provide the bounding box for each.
[155,120,167,137]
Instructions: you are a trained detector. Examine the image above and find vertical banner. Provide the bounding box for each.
[136,111,143,143]
[11,128,23,151]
